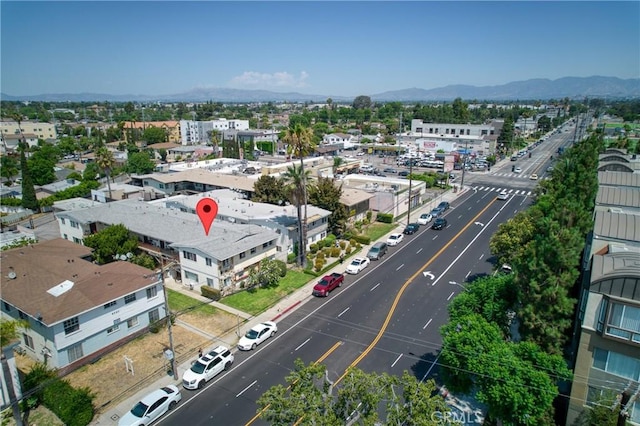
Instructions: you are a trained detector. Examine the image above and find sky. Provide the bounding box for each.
[1,1,639,97]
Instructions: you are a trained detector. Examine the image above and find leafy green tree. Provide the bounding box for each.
[247,258,284,289]
[489,211,536,267]
[573,390,620,426]
[257,359,448,425]
[252,175,286,205]
[19,145,39,212]
[307,177,348,237]
[451,97,470,123]
[0,155,19,185]
[83,224,138,264]
[142,126,167,144]
[82,162,101,182]
[352,95,372,110]
[126,151,156,174]
[158,148,168,162]
[0,318,29,347]
[27,144,58,185]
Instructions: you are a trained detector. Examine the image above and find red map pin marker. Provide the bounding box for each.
[196,198,218,236]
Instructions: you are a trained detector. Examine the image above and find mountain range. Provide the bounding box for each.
[1,76,638,103]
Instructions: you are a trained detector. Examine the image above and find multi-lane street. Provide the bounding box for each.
[157,123,577,425]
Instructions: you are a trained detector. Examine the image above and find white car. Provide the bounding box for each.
[238,321,278,351]
[417,213,433,225]
[346,257,371,274]
[497,191,509,200]
[182,346,234,390]
[530,173,538,180]
[386,233,404,247]
[514,167,522,173]
[118,385,182,426]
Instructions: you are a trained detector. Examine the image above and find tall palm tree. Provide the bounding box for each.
[282,165,310,267]
[96,147,115,200]
[283,124,316,267]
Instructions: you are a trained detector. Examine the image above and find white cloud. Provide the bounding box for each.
[229,71,309,89]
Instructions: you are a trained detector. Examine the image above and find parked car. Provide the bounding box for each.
[312,272,344,296]
[118,385,182,426]
[430,207,444,218]
[431,218,448,230]
[367,242,388,260]
[437,201,450,211]
[237,321,278,350]
[346,257,371,274]
[403,223,420,235]
[497,191,509,200]
[417,213,433,225]
[386,233,404,246]
[182,346,234,390]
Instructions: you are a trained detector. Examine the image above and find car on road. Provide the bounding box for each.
[430,207,444,218]
[417,213,433,225]
[182,346,234,390]
[398,170,409,177]
[118,385,182,426]
[238,321,278,350]
[514,167,522,173]
[431,217,448,230]
[312,272,345,296]
[497,191,509,200]
[386,233,404,246]
[530,173,538,180]
[403,223,420,235]
[346,257,371,274]
[547,166,554,172]
[437,201,450,211]
[383,168,397,174]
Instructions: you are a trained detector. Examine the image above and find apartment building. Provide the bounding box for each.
[409,119,501,155]
[0,120,57,141]
[0,239,166,374]
[179,118,250,144]
[567,161,640,425]
[121,120,181,144]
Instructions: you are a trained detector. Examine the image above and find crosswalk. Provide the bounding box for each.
[490,172,534,179]
[472,186,533,196]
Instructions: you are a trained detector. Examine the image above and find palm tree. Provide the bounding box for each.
[282,165,311,267]
[96,147,115,200]
[283,124,316,267]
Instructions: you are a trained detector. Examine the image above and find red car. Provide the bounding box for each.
[312,273,344,297]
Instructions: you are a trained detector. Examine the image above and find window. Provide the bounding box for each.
[183,251,197,261]
[127,316,139,328]
[3,301,11,311]
[148,309,160,323]
[593,348,640,381]
[239,252,246,259]
[23,333,34,349]
[250,247,256,254]
[18,310,27,320]
[263,242,268,248]
[67,343,83,363]
[63,317,79,335]
[70,220,79,229]
[630,399,640,423]
[104,301,116,309]
[606,303,640,344]
[206,257,213,266]
[60,218,66,225]
[184,271,198,283]
[73,237,81,244]
[107,324,119,334]
[146,286,158,299]
[124,294,137,304]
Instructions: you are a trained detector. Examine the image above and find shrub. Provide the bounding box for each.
[340,240,347,249]
[274,259,287,277]
[330,247,341,257]
[314,258,325,272]
[287,253,296,263]
[316,252,325,260]
[376,212,394,223]
[43,379,94,426]
[324,234,336,246]
[201,286,221,301]
[316,239,326,249]
[350,234,371,245]
[22,363,57,406]
[309,243,319,254]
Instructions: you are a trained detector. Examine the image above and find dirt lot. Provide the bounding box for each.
[14,309,241,416]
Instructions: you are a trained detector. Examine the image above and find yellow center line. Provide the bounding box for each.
[335,199,496,385]
[245,340,343,425]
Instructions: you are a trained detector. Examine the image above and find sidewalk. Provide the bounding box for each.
[92,186,468,425]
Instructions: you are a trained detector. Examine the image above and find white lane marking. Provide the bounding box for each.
[396,264,404,271]
[416,247,423,254]
[295,338,311,351]
[338,307,350,318]
[391,353,403,368]
[423,318,433,330]
[447,291,455,301]
[236,380,257,398]
[370,283,381,291]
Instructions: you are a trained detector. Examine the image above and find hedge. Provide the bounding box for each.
[201,286,222,301]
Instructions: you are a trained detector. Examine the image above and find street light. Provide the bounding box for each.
[449,281,467,290]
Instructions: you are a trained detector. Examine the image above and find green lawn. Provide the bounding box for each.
[220,269,314,316]
[167,289,218,315]
[364,222,397,241]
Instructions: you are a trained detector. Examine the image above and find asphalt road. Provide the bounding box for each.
[156,121,586,425]
[158,185,536,425]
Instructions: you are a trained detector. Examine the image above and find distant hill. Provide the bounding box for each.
[2,76,638,103]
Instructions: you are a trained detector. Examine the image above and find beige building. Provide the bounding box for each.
[122,120,181,144]
[0,120,57,141]
[567,159,640,425]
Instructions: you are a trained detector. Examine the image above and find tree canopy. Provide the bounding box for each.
[83,224,138,264]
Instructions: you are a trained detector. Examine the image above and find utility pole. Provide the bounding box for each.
[460,139,469,190]
[157,254,178,380]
